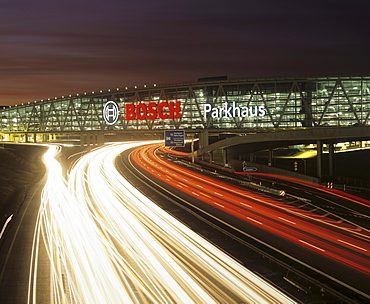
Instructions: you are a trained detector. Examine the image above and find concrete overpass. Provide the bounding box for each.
[194,126,370,180]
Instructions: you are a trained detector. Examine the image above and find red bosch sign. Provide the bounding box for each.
[125,101,181,120]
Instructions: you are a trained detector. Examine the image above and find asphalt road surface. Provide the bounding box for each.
[0,173,50,303]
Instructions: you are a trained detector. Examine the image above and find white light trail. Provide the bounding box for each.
[30,142,296,304]
[0,214,13,239]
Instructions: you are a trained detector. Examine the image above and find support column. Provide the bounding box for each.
[87,132,94,146]
[268,148,273,167]
[94,134,98,145]
[97,133,105,145]
[191,139,195,163]
[199,130,209,149]
[80,133,86,147]
[328,143,335,177]
[223,148,228,167]
[317,140,323,180]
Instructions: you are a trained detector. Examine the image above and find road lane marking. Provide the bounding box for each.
[337,239,368,252]
[200,192,211,198]
[247,217,262,225]
[278,217,296,225]
[299,240,325,252]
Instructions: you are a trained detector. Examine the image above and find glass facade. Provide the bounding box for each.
[1,76,369,134]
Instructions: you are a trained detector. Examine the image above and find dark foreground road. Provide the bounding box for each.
[0,174,50,303]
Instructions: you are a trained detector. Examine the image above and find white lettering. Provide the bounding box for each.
[211,107,219,118]
[232,102,240,117]
[224,102,232,117]
[204,104,212,116]
[259,105,266,116]
[241,106,248,117]
[203,102,266,119]
[249,106,257,117]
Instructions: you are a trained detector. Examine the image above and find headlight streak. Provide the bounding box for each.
[31,145,135,304]
[29,143,296,304]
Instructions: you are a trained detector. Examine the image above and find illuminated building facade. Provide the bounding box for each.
[1,76,369,142]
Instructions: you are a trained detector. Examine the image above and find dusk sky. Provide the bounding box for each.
[1,0,369,106]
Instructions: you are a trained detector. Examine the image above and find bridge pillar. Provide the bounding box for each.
[268,148,273,167]
[97,133,105,145]
[80,133,86,147]
[48,134,55,141]
[223,148,228,167]
[199,130,209,149]
[317,140,323,180]
[89,133,96,145]
[328,143,335,177]
[25,132,35,143]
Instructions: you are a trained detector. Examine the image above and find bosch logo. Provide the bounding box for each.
[125,101,181,121]
[103,101,119,125]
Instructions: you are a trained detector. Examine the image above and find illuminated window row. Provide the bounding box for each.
[1,77,369,132]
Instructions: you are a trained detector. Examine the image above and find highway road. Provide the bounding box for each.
[27,142,295,303]
[243,172,370,230]
[0,153,50,304]
[129,143,370,301]
[2,140,368,303]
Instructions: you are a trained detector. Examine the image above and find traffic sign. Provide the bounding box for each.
[164,130,185,147]
[244,167,257,172]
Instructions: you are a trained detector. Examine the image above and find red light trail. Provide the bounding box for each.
[131,144,370,279]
